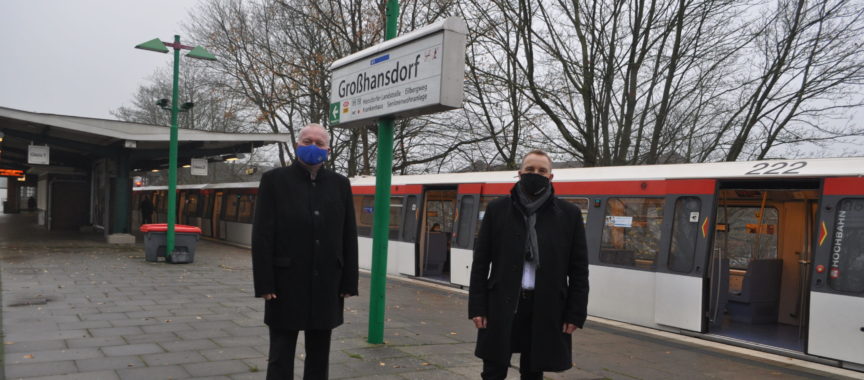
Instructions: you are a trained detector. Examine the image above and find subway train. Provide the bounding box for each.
[132,157,864,371]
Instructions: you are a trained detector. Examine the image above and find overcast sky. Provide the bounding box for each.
[0,0,200,119]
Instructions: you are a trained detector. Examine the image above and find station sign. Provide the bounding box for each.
[329,17,467,128]
[28,145,50,165]
[0,169,24,177]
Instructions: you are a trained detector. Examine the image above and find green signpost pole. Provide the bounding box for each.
[166,35,181,259]
[368,0,399,345]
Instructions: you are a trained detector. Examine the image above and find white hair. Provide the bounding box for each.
[298,123,330,146]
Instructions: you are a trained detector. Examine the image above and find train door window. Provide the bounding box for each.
[601,197,665,269]
[418,189,457,278]
[669,197,701,273]
[237,194,256,223]
[186,193,199,216]
[388,197,404,240]
[560,197,590,226]
[718,206,778,270]
[828,198,864,293]
[402,195,419,242]
[224,193,239,221]
[178,192,187,218]
[156,192,166,212]
[455,195,476,248]
[202,192,213,218]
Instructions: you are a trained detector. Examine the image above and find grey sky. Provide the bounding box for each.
[0,0,199,119]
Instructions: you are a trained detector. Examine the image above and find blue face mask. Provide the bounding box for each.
[296,144,328,165]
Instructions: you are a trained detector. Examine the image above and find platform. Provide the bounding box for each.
[1,212,860,379]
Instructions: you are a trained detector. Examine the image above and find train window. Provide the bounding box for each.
[223,193,240,222]
[828,198,864,293]
[669,197,701,273]
[156,192,166,212]
[355,195,374,237]
[560,197,590,226]
[353,195,403,239]
[601,197,665,269]
[237,194,255,223]
[186,194,199,216]
[456,196,476,248]
[716,207,778,270]
[202,192,213,218]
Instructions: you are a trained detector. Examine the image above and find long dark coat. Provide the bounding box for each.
[251,162,359,330]
[468,186,589,372]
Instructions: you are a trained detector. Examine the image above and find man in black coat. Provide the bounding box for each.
[252,123,359,380]
[469,150,589,380]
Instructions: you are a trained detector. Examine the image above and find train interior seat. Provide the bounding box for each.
[727,259,783,324]
[424,232,448,275]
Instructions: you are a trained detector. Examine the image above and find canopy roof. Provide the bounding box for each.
[0,106,291,172]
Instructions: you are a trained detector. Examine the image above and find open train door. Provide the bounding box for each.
[653,180,716,332]
[808,178,864,367]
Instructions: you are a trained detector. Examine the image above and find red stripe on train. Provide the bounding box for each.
[823,177,864,195]
[353,179,715,196]
[480,179,714,195]
[352,184,422,195]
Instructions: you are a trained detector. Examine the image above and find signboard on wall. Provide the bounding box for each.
[190,158,208,176]
[28,145,49,165]
[328,17,467,128]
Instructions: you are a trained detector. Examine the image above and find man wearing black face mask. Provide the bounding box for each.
[469,150,589,380]
[252,123,359,379]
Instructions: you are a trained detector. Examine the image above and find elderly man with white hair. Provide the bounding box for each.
[252,123,359,379]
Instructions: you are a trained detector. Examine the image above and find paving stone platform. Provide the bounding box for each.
[1,213,860,379]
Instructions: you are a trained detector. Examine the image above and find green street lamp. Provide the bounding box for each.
[135,35,216,261]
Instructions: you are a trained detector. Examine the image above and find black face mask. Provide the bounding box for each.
[518,173,550,196]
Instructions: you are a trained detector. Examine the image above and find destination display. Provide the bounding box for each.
[329,17,467,128]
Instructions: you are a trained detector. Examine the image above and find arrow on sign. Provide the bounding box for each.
[329,103,340,124]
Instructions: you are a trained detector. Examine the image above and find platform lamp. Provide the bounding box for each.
[135,35,216,261]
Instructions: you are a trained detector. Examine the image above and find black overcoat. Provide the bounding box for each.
[468,186,589,372]
[251,162,359,330]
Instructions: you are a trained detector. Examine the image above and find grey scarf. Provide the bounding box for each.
[515,182,552,268]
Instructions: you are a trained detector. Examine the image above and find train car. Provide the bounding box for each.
[133,157,864,371]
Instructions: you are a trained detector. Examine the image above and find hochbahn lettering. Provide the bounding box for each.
[831,210,846,279]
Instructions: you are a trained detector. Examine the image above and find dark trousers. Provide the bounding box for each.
[267,327,332,380]
[482,290,543,380]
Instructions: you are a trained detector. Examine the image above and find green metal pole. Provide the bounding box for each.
[111,150,130,233]
[166,34,181,259]
[368,0,399,345]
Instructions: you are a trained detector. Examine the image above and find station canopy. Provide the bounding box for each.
[0,106,292,173]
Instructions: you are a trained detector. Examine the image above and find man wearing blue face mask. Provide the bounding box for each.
[252,123,359,379]
[469,150,589,380]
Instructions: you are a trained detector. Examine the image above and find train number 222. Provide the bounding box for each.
[745,161,807,175]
